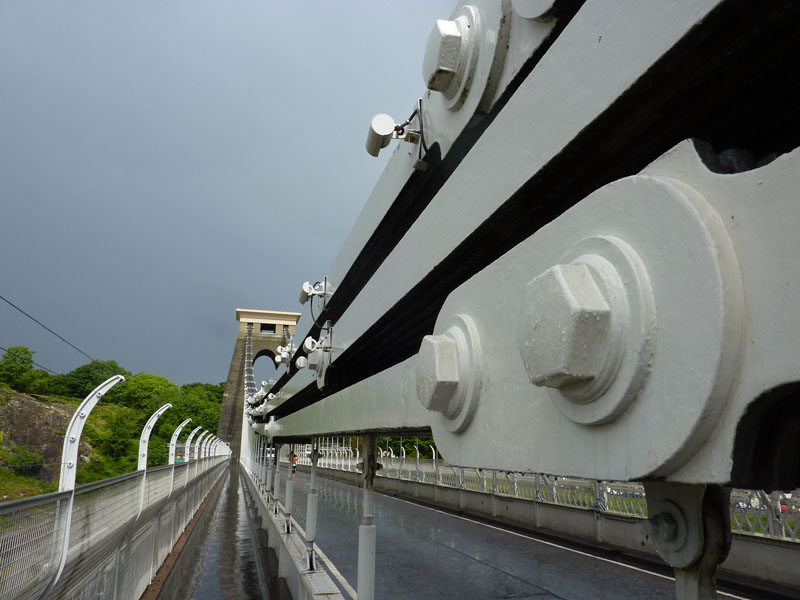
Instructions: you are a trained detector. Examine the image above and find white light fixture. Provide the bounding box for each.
[364,98,428,169]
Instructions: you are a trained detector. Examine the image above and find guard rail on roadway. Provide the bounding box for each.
[286,444,800,593]
[300,445,800,543]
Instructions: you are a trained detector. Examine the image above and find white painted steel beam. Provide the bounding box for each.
[327,0,723,359]
[273,142,800,484]
[267,0,799,491]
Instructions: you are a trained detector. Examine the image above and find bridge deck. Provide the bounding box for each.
[277,467,742,600]
[168,465,268,599]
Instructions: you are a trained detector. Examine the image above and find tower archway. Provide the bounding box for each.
[218,308,301,456]
[253,348,279,390]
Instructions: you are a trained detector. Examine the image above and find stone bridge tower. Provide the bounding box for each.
[218,308,301,457]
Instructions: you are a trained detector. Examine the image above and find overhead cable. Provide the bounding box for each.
[0,344,60,375]
[0,294,96,361]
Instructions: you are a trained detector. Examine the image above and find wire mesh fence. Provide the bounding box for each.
[0,456,229,600]
[0,492,69,600]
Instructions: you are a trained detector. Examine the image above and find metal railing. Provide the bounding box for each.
[0,456,228,600]
[295,439,800,544]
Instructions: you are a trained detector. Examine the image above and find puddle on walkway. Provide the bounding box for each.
[182,465,269,600]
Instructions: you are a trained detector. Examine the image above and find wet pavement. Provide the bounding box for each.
[281,466,682,600]
[182,465,268,600]
[174,463,745,599]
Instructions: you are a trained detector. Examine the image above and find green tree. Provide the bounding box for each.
[120,373,181,411]
[99,414,138,459]
[0,346,35,389]
[49,359,131,400]
[14,368,52,394]
[182,382,225,403]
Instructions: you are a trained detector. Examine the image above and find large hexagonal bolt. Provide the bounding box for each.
[422,17,468,95]
[416,333,460,416]
[517,263,612,389]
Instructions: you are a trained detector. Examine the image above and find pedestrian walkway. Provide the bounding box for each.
[278,466,716,600]
[181,465,268,600]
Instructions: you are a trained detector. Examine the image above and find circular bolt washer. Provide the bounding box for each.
[518,236,656,425]
[416,313,483,433]
[644,499,698,567]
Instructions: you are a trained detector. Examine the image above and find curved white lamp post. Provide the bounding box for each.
[184,426,202,462]
[44,375,125,599]
[169,419,192,465]
[138,404,172,471]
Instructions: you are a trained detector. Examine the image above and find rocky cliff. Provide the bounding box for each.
[0,388,93,492]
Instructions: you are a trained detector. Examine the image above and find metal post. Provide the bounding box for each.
[203,435,216,460]
[758,490,780,536]
[193,431,209,510]
[284,477,294,534]
[194,431,209,479]
[306,437,319,570]
[414,445,420,482]
[594,480,609,511]
[182,426,202,489]
[643,482,731,600]
[357,435,377,600]
[266,442,274,503]
[261,437,268,493]
[273,444,282,515]
[41,376,124,600]
[429,445,438,485]
[168,419,192,466]
[111,401,171,600]
[139,404,172,472]
[254,435,261,487]
[168,418,192,496]
[210,435,219,458]
[200,435,209,461]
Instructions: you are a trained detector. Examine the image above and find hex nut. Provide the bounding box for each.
[416,333,460,414]
[422,18,465,94]
[642,513,678,542]
[517,263,612,390]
